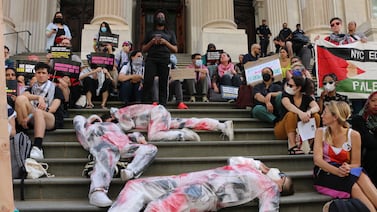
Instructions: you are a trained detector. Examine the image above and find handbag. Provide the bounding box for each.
[25,158,54,179]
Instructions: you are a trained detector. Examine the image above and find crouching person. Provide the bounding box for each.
[73,114,158,207]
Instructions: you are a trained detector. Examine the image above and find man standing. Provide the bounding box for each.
[256,19,272,57]
[15,62,65,160]
[185,53,210,102]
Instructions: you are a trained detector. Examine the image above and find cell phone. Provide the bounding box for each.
[154,34,162,40]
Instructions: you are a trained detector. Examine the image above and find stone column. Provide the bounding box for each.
[81,0,133,59]
[200,0,247,61]
[300,0,335,36]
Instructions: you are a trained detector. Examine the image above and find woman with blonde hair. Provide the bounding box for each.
[313,101,377,212]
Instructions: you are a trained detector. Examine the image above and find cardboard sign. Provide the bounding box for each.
[98,33,119,48]
[53,59,81,79]
[206,50,223,64]
[221,85,239,99]
[244,54,282,86]
[50,46,71,59]
[90,52,115,71]
[16,60,38,79]
[170,68,198,80]
[6,80,17,96]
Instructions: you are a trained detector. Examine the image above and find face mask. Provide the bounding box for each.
[285,85,296,95]
[54,17,63,24]
[266,168,281,181]
[132,57,143,66]
[262,73,271,82]
[195,60,202,67]
[324,83,335,92]
[100,27,107,33]
[155,17,166,26]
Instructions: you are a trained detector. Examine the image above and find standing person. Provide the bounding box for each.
[142,9,178,106]
[348,21,368,43]
[256,19,272,57]
[317,17,353,45]
[313,101,377,212]
[108,104,234,141]
[109,156,294,212]
[351,92,377,187]
[251,67,282,124]
[185,53,210,102]
[118,50,144,106]
[274,75,320,155]
[73,114,158,207]
[45,11,72,51]
[14,62,65,160]
[278,23,293,43]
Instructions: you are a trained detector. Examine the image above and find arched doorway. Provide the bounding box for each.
[135,0,185,52]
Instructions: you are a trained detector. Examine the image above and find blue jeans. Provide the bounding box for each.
[119,80,142,105]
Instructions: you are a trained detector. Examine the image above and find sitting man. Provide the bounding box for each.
[252,67,282,124]
[109,156,294,212]
[73,114,158,207]
[108,104,234,141]
[15,62,64,160]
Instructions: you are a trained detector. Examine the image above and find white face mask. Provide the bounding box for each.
[266,168,281,181]
[195,59,202,67]
[285,85,296,95]
[324,83,335,92]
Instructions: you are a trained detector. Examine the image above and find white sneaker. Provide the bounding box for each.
[89,191,112,207]
[181,128,200,141]
[120,169,134,181]
[222,121,234,141]
[30,146,44,160]
[189,96,196,102]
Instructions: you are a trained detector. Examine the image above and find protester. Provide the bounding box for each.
[108,104,234,141]
[73,114,157,207]
[109,156,294,212]
[115,41,133,71]
[142,9,178,106]
[45,11,72,51]
[313,101,377,212]
[185,53,210,102]
[318,73,348,114]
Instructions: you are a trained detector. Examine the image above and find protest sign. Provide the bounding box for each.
[52,59,81,79]
[244,54,282,86]
[98,33,119,48]
[50,46,71,59]
[170,68,198,80]
[315,39,377,99]
[90,52,115,71]
[6,80,17,96]
[220,85,239,99]
[16,60,38,79]
[206,50,223,65]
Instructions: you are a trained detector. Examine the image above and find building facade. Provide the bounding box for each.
[3,0,377,60]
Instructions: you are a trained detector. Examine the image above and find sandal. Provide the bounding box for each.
[86,103,94,109]
[101,105,108,110]
[288,145,305,155]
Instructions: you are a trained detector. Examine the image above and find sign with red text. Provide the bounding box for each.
[52,59,81,79]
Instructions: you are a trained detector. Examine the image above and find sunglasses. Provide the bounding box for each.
[323,81,334,86]
[330,22,341,27]
[287,83,295,88]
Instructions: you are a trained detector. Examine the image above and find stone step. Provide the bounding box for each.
[14,191,331,212]
[89,101,239,109]
[67,108,251,118]
[42,140,288,158]
[13,171,320,200]
[35,128,277,142]
[62,117,271,129]
[24,155,313,178]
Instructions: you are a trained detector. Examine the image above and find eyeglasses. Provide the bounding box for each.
[287,83,295,88]
[330,22,341,27]
[323,81,334,86]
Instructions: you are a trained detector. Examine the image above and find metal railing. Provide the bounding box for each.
[3,30,32,54]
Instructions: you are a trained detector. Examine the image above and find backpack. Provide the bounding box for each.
[10,132,32,200]
[235,85,253,109]
[327,198,369,212]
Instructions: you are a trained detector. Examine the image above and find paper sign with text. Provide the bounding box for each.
[244,54,282,86]
[98,33,119,48]
[221,85,239,99]
[50,46,71,59]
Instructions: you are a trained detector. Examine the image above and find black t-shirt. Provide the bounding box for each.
[26,86,65,129]
[277,92,314,121]
[143,29,177,61]
[253,82,282,106]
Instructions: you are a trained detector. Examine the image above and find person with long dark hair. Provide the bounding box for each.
[45,11,72,51]
[141,9,178,106]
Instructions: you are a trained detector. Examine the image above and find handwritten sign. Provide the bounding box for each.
[244,54,282,86]
[50,46,71,59]
[98,33,119,48]
[53,59,81,79]
[170,68,197,80]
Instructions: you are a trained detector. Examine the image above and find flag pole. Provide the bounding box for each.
[0,0,17,211]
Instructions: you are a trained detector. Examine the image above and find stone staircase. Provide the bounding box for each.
[13,102,331,212]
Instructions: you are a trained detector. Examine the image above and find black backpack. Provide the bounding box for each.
[328,198,370,212]
[10,132,32,200]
